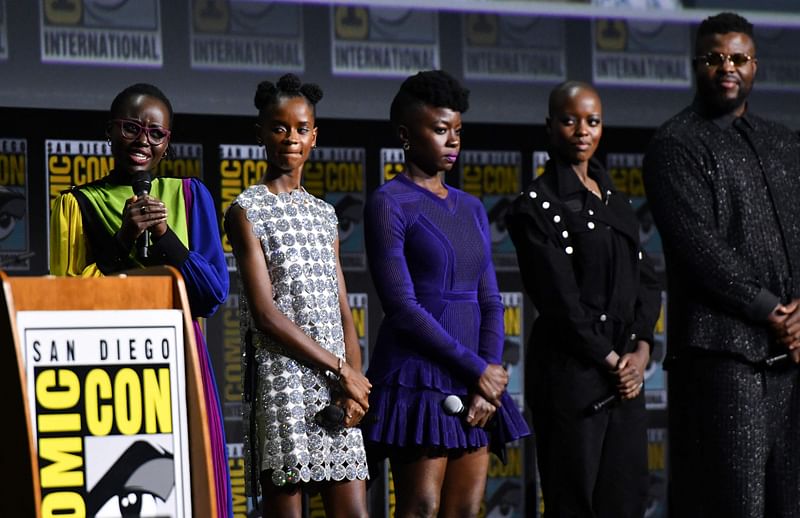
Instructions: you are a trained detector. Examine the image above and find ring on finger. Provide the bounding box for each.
[140,206,147,215]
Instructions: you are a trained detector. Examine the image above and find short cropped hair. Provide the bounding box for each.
[696,12,755,50]
[389,70,469,129]
[110,83,174,126]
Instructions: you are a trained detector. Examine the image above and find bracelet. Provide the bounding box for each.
[325,356,345,383]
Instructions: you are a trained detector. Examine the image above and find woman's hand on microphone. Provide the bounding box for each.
[335,396,366,428]
[465,393,496,428]
[119,194,168,246]
[477,363,508,407]
[615,341,649,400]
[338,362,371,413]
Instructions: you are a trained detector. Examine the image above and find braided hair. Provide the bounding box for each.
[254,73,324,119]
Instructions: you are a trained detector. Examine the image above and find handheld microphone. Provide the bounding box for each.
[764,353,790,368]
[442,394,466,416]
[131,172,152,259]
[589,393,618,414]
[314,404,345,429]
[443,394,507,461]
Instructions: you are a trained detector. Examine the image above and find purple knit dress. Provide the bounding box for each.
[361,174,529,450]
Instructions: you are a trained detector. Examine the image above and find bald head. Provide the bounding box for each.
[548,81,599,118]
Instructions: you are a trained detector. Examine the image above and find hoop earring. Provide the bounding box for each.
[106,139,112,147]
[402,141,410,151]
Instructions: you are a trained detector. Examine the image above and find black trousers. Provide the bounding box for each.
[530,353,648,518]
[668,354,800,518]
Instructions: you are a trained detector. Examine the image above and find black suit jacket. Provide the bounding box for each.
[643,102,800,363]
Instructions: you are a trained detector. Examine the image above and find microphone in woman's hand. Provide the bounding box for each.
[589,393,618,415]
[442,395,466,416]
[314,404,345,429]
[131,172,152,259]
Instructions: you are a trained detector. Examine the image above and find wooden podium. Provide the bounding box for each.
[0,266,216,518]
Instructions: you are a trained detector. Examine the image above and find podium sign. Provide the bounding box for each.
[19,309,192,518]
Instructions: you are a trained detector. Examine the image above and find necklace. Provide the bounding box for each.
[577,174,602,199]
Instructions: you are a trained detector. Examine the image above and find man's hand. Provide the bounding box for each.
[769,301,800,351]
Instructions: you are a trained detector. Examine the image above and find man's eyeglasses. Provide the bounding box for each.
[694,52,754,68]
[111,119,171,145]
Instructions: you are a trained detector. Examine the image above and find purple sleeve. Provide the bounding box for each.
[475,207,505,364]
[365,190,488,382]
[180,178,229,318]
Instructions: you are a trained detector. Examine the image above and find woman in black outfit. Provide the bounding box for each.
[506,81,661,518]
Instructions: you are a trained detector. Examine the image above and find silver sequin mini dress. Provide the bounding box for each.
[234,185,368,492]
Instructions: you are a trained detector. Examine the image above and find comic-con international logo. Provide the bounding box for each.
[218,144,266,270]
[605,153,645,198]
[331,6,439,76]
[34,364,181,516]
[303,147,366,270]
[532,151,549,178]
[463,14,565,82]
[460,150,521,269]
[156,144,203,179]
[379,148,404,184]
[0,139,29,270]
[23,311,192,517]
[41,0,163,66]
[210,292,243,424]
[46,139,113,209]
[347,293,369,371]
[593,18,690,86]
[501,292,524,411]
[191,0,304,71]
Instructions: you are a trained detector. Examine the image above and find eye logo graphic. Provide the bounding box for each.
[45,0,82,25]
[334,194,363,243]
[596,19,628,52]
[334,7,368,40]
[193,0,229,33]
[0,186,25,244]
[87,440,175,517]
[466,14,498,47]
[487,197,512,246]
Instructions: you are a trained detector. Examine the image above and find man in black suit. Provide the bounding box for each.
[643,12,800,517]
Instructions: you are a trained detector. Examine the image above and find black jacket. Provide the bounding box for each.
[507,158,661,369]
[643,102,800,363]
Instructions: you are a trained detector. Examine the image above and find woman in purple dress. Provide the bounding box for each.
[361,70,530,517]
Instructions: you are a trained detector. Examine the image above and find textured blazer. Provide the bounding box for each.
[643,102,800,363]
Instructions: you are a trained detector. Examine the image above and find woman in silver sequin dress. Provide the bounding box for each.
[225,74,371,518]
